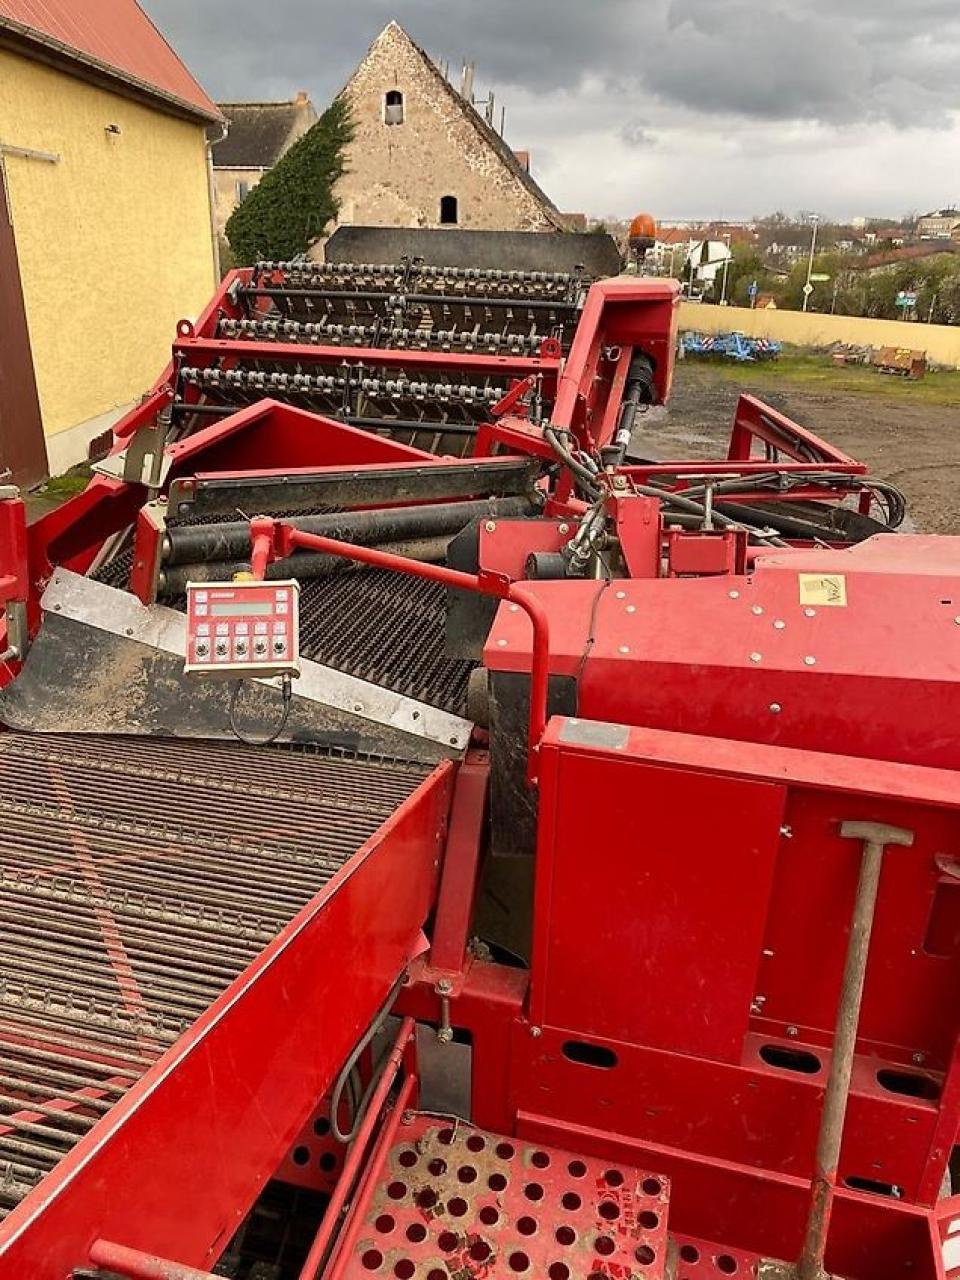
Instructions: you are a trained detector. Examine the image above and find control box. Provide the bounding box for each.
[184,580,300,679]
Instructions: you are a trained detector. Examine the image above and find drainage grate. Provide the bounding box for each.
[345,1117,670,1279]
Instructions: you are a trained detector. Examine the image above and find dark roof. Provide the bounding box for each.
[0,0,220,122]
[387,24,565,229]
[213,101,310,168]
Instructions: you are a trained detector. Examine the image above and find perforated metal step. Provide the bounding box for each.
[343,1117,671,1280]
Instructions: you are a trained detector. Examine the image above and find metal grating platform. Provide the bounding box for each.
[345,1117,670,1280]
[0,731,430,1217]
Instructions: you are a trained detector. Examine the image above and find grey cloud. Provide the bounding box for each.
[143,0,960,129]
[140,1,960,217]
[621,123,658,148]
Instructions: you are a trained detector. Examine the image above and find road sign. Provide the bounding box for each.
[748,280,759,299]
[896,290,918,309]
[802,283,814,297]
[809,273,831,282]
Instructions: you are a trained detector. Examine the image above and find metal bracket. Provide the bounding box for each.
[2,600,28,662]
[93,421,170,491]
[0,143,59,164]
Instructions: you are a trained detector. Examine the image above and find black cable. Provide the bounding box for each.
[227,673,293,746]
[630,479,789,548]
[330,973,407,1145]
[544,425,601,498]
[575,579,612,709]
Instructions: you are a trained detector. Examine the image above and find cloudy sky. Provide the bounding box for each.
[143,0,960,222]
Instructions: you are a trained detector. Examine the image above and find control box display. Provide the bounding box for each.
[184,580,300,679]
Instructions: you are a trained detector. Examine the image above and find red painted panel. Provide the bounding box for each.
[515,1111,942,1280]
[0,763,453,1279]
[508,1023,938,1196]
[532,751,785,1061]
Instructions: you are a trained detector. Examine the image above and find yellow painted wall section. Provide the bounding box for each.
[678,302,960,369]
[0,49,217,437]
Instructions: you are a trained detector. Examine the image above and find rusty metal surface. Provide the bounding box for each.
[344,1116,670,1280]
[0,730,429,1217]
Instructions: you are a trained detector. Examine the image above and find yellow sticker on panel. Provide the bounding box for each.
[798,574,847,607]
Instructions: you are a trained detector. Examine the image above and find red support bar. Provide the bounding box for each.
[728,393,860,467]
[297,1018,416,1280]
[429,754,490,974]
[88,1240,218,1280]
[256,522,551,783]
[249,515,275,581]
[0,491,28,605]
[173,336,561,382]
[324,1073,418,1280]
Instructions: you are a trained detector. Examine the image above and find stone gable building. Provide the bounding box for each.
[212,93,317,236]
[329,22,566,235]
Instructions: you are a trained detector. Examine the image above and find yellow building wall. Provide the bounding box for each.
[0,49,217,447]
[678,302,960,369]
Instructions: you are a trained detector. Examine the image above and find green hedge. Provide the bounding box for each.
[226,96,353,264]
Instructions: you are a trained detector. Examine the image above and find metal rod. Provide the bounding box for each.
[251,520,550,782]
[297,1018,415,1280]
[324,1073,417,1280]
[797,820,914,1280]
[89,1239,219,1280]
[163,497,532,567]
[241,286,578,312]
[160,537,450,598]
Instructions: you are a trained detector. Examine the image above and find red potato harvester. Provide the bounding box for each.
[0,247,956,1280]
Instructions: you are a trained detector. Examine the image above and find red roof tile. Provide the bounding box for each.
[0,0,220,121]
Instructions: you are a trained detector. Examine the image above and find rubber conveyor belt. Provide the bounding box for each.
[0,731,430,1217]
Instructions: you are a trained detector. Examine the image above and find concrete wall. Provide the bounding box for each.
[678,301,960,369]
[0,49,218,467]
[333,23,558,234]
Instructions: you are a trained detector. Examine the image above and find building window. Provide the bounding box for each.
[439,194,459,225]
[384,90,404,125]
[236,179,251,202]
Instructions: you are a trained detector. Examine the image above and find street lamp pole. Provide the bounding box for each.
[720,232,732,305]
[802,214,820,313]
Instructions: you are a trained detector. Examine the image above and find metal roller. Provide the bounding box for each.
[161,495,536,567]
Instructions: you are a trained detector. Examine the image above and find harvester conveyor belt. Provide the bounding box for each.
[92,556,476,715]
[0,731,430,1217]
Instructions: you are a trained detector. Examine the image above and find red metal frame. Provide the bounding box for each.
[0,764,453,1278]
[249,518,551,783]
[172,335,562,384]
[728,392,860,466]
[5,256,956,1280]
[512,716,959,1275]
[428,752,490,975]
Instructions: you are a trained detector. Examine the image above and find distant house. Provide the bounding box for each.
[326,22,567,236]
[917,208,960,240]
[652,228,691,271]
[0,0,221,484]
[212,93,318,237]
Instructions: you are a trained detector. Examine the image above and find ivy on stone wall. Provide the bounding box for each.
[226,96,353,265]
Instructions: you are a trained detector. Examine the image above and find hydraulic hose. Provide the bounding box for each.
[606,353,656,470]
